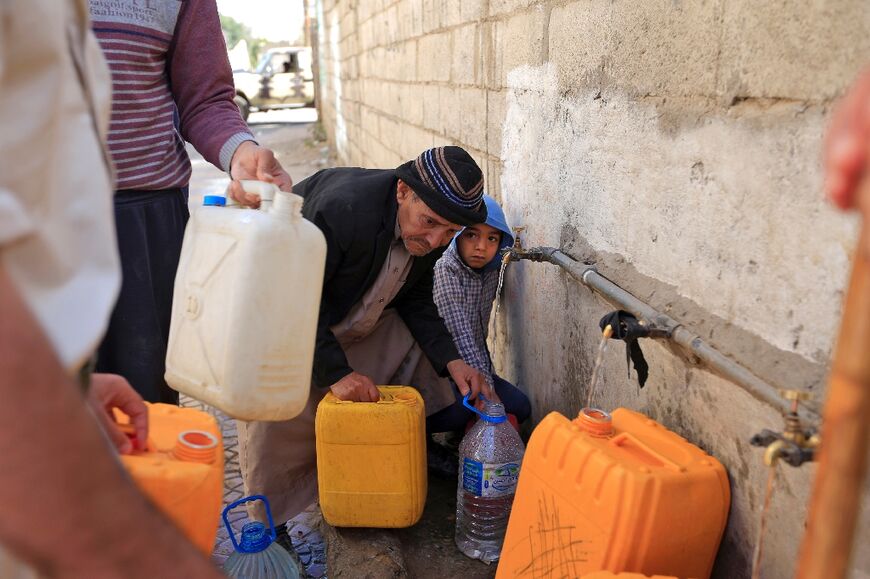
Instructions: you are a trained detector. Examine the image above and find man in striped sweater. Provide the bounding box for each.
[88,0,292,403]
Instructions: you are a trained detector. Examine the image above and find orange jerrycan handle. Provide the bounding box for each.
[797,194,870,575]
[609,432,686,473]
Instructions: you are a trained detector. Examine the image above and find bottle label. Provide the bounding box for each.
[462,458,520,497]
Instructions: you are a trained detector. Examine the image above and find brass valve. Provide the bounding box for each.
[750,389,819,467]
[512,227,526,251]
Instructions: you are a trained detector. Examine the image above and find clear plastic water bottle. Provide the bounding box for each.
[455,394,525,563]
[222,495,301,579]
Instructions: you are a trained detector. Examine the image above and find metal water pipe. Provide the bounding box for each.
[506,245,820,421]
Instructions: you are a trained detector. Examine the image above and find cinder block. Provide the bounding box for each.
[423,0,444,33]
[357,47,375,78]
[422,84,443,133]
[466,148,488,188]
[356,79,372,108]
[610,1,722,97]
[358,18,375,52]
[364,79,386,109]
[486,89,507,157]
[368,0,386,18]
[492,9,545,89]
[343,33,360,59]
[339,10,356,42]
[485,155,502,199]
[410,0,424,37]
[438,85,461,140]
[400,83,425,126]
[379,115,402,145]
[372,46,389,79]
[458,87,488,152]
[489,0,536,17]
[549,0,721,98]
[442,0,463,28]
[367,11,385,48]
[357,0,374,25]
[460,0,486,22]
[388,81,404,117]
[343,78,360,104]
[396,0,412,41]
[344,57,359,81]
[718,0,870,101]
[376,146,404,170]
[452,23,479,86]
[384,5,400,45]
[399,124,436,160]
[417,33,452,82]
[399,40,418,82]
[361,106,381,140]
[379,48,398,82]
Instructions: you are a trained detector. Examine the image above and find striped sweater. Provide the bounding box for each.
[89,0,254,191]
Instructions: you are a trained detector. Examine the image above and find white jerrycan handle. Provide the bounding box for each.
[226,180,279,208]
[226,179,302,220]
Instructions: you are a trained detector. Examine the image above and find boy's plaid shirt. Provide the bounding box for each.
[433,245,501,385]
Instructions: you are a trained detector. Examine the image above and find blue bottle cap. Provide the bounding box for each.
[462,394,507,423]
[203,195,227,207]
[238,521,273,553]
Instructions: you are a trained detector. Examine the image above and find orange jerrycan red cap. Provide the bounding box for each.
[575,407,614,437]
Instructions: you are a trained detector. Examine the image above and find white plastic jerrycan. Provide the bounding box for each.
[165,181,326,421]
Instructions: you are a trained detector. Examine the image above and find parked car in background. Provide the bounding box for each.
[233,46,314,120]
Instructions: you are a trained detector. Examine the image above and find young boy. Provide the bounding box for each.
[429,195,531,433]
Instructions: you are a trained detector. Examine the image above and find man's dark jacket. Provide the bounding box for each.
[294,167,461,388]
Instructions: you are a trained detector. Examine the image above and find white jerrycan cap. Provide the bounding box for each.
[226,180,302,219]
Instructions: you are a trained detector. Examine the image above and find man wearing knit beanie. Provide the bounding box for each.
[238,146,494,530]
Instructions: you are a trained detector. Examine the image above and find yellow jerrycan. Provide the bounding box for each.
[497,408,729,579]
[315,386,427,528]
[116,403,224,554]
[165,181,326,421]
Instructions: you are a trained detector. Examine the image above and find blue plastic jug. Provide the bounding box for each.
[222,495,301,579]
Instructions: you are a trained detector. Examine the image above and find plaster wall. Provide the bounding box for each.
[314,0,870,576]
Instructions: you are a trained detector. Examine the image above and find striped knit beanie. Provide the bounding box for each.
[395,146,487,226]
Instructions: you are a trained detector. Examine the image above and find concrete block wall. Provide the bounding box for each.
[314,1,870,577]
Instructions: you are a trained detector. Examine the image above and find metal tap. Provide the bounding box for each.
[512,226,525,252]
[750,389,819,467]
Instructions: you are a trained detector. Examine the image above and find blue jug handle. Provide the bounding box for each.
[222,494,277,553]
[462,393,507,423]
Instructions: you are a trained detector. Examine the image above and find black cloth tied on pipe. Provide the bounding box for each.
[598,310,649,388]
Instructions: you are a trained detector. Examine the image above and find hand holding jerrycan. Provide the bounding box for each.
[222,495,301,579]
[165,180,326,421]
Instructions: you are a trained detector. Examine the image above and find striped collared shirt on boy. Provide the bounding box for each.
[433,244,501,386]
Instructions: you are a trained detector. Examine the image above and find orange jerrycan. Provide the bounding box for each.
[315,386,426,527]
[117,403,224,554]
[497,408,729,579]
